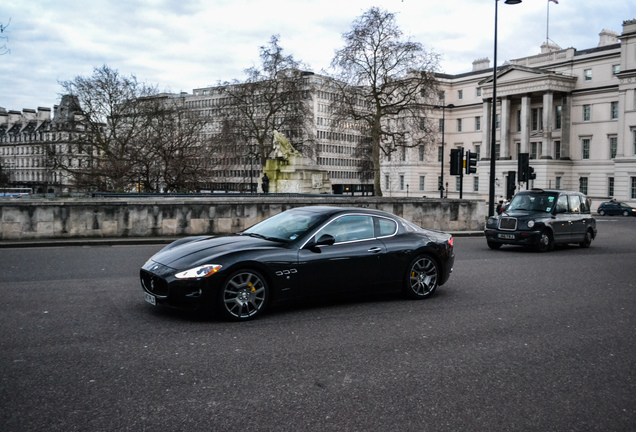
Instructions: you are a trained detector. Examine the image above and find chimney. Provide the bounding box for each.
[598,29,619,47]
[472,58,491,72]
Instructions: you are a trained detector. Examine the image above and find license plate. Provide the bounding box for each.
[145,293,157,306]
[498,233,515,239]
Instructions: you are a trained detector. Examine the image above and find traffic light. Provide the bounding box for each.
[450,148,463,176]
[465,151,477,175]
[506,171,516,199]
[518,153,529,182]
[528,166,536,180]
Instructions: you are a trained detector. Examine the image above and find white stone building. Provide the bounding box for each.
[386,18,636,206]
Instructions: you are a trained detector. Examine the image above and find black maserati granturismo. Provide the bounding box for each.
[140,206,455,321]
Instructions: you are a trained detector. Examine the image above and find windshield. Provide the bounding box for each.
[507,193,558,213]
[240,209,327,242]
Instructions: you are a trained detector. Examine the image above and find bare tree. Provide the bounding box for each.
[55,66,211,192]
[217,35,316,167]
[329,7,440,196]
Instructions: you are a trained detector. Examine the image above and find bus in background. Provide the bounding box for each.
[0,187,33,197]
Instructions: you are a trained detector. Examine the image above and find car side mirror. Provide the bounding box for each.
[316,234,335,246]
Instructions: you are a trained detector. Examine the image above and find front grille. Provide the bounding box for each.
[499,217,517,231]
[141,270,169,297]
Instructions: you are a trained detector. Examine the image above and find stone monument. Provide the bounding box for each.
[258,131,331,194]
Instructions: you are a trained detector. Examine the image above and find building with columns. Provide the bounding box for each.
[387,18,636,206]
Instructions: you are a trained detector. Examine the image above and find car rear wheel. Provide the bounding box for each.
[535,230,553,253]
[403,255,439,299]
[218,269,269,321]
[579,229,593,248]
[487,241,502,250]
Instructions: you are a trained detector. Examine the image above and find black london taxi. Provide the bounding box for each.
[484,189,596,252]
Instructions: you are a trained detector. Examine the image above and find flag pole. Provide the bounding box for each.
[546,0,550,45]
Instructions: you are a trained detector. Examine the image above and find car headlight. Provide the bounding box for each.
[175,264,222,279]
[486,217,498,228]
[527,220,535,228]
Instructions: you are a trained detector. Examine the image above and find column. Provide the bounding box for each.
[500,97,511,159]
[541,91,553,159]
[560,94,572,159]
[616,89,626,157]
[520,95,530,155]
[482,100,492,159]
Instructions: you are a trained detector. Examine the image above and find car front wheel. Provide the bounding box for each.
[598,210,606,216]
[487,241,502,250]
[403,255,439,299]
[623,210,629,217]
[535,230,553,252]
[218,269,269,321]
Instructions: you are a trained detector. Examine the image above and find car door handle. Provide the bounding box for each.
[367,247,382,253]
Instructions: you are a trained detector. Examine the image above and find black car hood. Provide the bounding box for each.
[150,235,284,270]
[501,210,550,219]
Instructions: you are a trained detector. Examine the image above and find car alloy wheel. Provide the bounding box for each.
[220,270,268,321]
[404,255,439,299]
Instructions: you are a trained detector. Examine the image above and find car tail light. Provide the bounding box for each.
[448,237,454,248]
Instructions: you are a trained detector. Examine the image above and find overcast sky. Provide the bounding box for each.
[1,0,633,111]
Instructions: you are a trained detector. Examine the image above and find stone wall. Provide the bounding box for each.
[0,196,486,240]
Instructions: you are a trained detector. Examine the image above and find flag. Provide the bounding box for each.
[549,0,559,4]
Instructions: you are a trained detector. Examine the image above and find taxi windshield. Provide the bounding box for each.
[508,193,558,213]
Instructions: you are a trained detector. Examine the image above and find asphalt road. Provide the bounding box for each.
[1,217,635,431]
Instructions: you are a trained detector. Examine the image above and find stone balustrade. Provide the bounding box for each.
[0,196,486,240]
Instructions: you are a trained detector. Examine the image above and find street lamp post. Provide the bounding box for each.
[489,0,522,216]
[437,101,454,199]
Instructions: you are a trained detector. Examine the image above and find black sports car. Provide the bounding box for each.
[140,206,455,321]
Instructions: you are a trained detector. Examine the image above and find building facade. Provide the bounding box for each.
[386,18,636,205]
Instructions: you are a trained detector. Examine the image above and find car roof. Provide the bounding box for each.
[290,205,397,218]
[517,189,583,196]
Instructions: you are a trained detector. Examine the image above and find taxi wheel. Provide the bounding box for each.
[535,230,553,253]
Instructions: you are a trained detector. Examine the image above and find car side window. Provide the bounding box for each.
[316,215,375,244]
[568,195,581,214]
[376,217,398,237]
[556,195,569,213]
[580,196,590,213]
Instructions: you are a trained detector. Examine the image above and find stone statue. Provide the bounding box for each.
[261,173,269,193]
[271,130,301,161]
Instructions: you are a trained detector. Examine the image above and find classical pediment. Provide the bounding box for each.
[479,65,577,98]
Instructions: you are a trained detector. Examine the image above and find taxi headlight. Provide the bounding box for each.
[175,264,222,279]
[527,220,535,228]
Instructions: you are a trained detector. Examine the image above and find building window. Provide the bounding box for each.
[610,136,617,159]
[458,90,463,100]
[455,177,461,192]
[532,108,543,131]
[555,176,562,189]
[555,141,561,159]
[419,176,425,191]
[475,116,481,131]
[401,148,406,161]
[583,105,591,122]
[419,146,425,162]
[634,130,636,155]
[437,176,442,192]
[579,177,588,194]
[385,174,390,191]
[531,142,539,159]
[555,105,562,129]
[584,69,592,81]
[457,119,462,132]
[611,102,619,120]
[399,175,404,191]
[495,114,501,130]
[438,91,445,101]
[613,65,620,75]
[438,119,444,133]
[473,176,479,192]
[475,144,481,159]
[495,142,500,159]
[608,177,614,197]
[582,138,590,160]
[437,146,442,163]
[476,88,482,97]
[632,177,636,199]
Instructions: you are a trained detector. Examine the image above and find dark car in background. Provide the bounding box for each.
[484,189,596,252]
[140,206,455,321]
[597,201,636,217]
